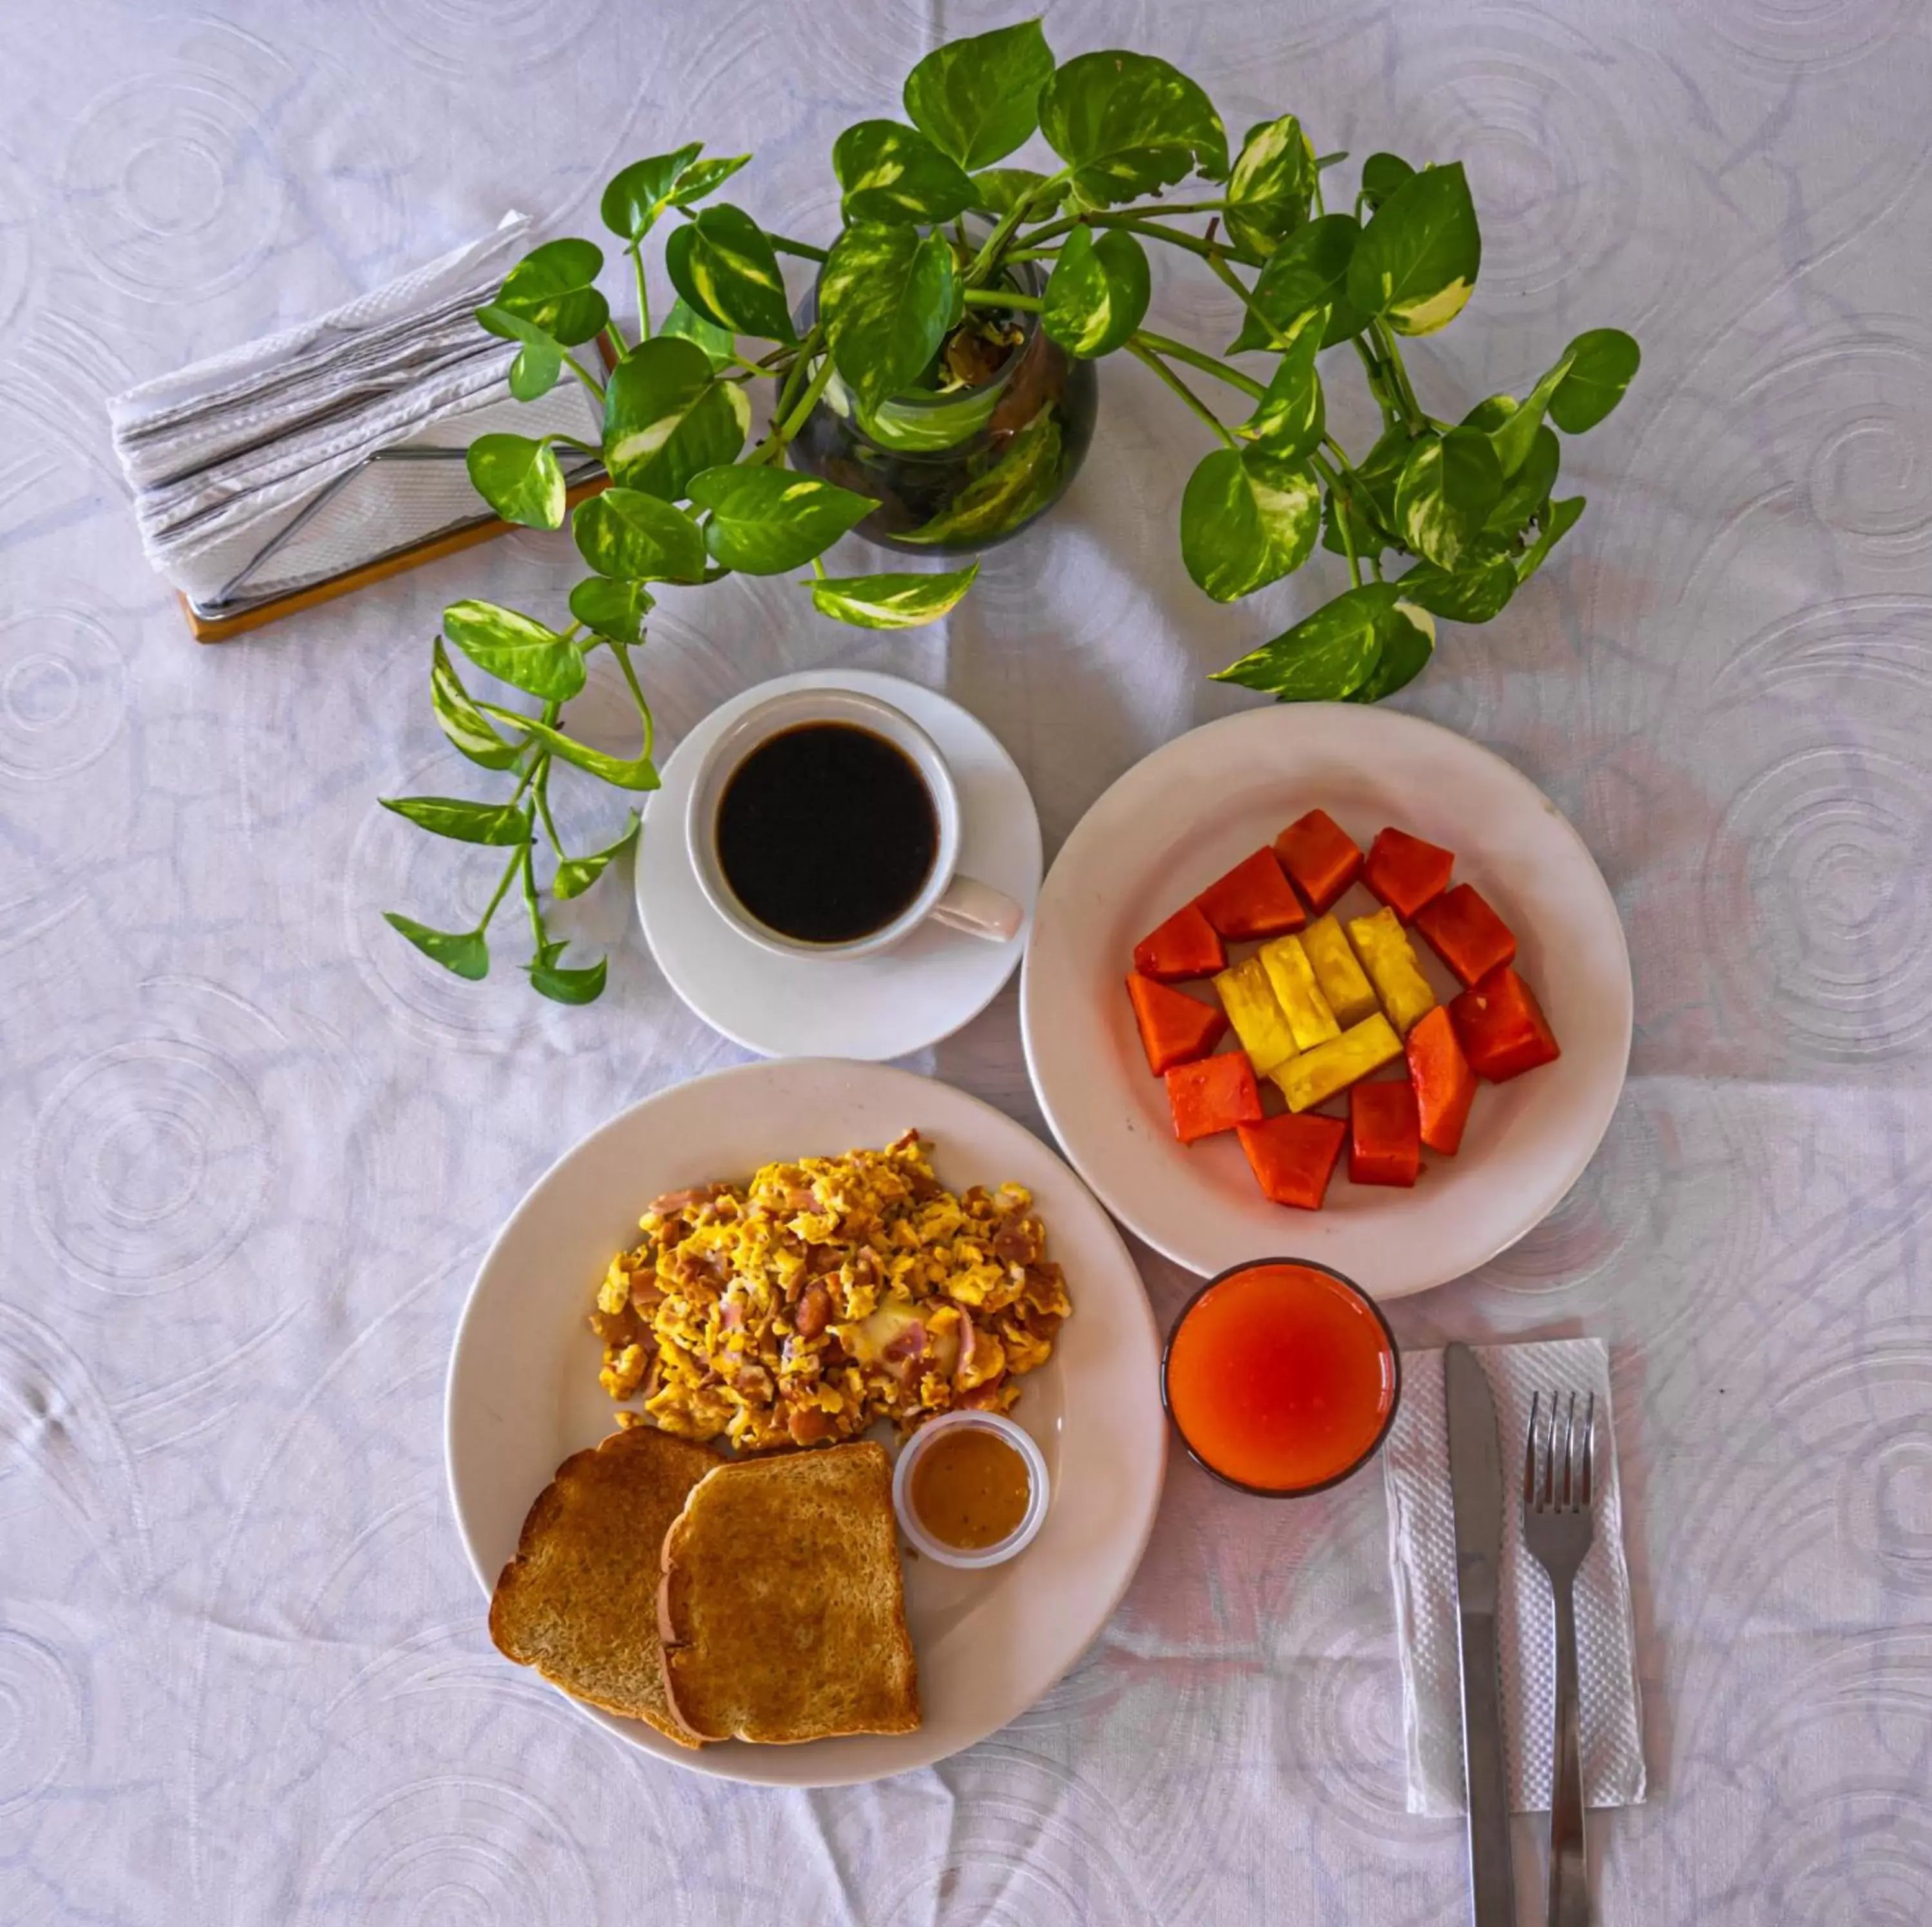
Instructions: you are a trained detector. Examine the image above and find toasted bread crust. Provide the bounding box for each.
[658,1442,920,1743]
[490,1427,722,1746]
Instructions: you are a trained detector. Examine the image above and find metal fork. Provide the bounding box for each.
[1522,1390,1596,1927]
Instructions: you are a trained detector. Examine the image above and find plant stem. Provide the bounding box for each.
[601,323,628,363]
[1133,330,1265,400]
[963,171,1069,287]
[533,759,564,855]
[768,233,829,263]
[1027,199,1233,249]
[545,433,603,458]
[561,350,605,401]
[475,842,526,936]
[1311,450,1363,588]
[518,844,547,950]
[1085,214,1227,262]
[607,641,656,764]
[1370,320,1425,431]
[963,287,1042,312]
[1126,339,1239,450]
[1352,336,1399,429]
[773,351,837,446]
[1202,248,1287,348]
[629,243,649,339]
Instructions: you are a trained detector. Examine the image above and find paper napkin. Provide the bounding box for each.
[108,211,602,611]
[1382,1337,1646,1816]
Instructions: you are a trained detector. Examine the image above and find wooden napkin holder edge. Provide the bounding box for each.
[182,474,609,643]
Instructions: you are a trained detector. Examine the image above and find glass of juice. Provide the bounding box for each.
[1162,1258,1401,1495]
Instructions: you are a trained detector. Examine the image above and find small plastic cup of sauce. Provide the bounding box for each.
[1162,1258,1401,1496]
[893,1410,1050,1568]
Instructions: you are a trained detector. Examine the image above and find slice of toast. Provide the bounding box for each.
[658,1441,921,1743]
[490,1426,721,1746]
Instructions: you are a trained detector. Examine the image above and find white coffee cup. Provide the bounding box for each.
[685,687,1023,960]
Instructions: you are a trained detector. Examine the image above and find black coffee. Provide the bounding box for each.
[715,722,939,944]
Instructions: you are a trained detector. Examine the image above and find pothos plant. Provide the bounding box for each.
[384,19,1639,1002]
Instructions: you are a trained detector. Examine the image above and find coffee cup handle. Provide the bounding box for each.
[929,873,1023,944]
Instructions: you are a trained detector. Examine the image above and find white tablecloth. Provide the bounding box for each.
[6,4,1930,1922]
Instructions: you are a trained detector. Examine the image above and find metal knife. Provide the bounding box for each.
[1445,1342,1517,1927]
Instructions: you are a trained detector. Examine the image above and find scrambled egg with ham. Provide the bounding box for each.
[589,1131,1070,1451]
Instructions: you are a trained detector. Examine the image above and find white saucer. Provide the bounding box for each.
[636,671,1041,1059]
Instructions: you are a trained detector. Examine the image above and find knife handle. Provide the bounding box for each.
[1459,1614,1517,1927]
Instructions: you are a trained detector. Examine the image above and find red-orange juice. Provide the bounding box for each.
[1163,1261,1399,1493]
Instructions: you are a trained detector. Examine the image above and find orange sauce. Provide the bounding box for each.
[911,1426,1032,1549]
[1165,1262,1397,1492]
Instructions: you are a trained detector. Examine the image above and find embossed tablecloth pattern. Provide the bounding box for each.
[5,4,1929,1922]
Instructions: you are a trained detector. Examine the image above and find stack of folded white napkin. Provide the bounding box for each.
[108,210,601,614]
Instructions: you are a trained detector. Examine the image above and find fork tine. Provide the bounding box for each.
[1524,1389,1542,1510]
[1540,1390,1557,1508]
[1580,1391,1596,1510]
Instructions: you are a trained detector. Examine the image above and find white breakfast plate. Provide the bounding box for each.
[1020,705,1632,1297]
[445,1058,1166,1787]
[636,670,1041,1060]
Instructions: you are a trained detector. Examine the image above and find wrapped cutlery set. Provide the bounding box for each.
[1385,1341,1643,1923]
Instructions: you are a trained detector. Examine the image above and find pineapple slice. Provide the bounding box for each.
[1212,956,1298,1076]
[1347,906,1439,1037]
[1258,933,1343,1051]
[1269,1014,1404,1112]
[1302,913,1381,1028]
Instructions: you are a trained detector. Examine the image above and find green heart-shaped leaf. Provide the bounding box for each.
[1358,152,1415,213]
[465,433,565,529]
[833,120,976,225]
[443,600,586,702]
[809,562,980,629]
[1241,305,1326,459]
[383,913,489,980]
[1396,426,1502,571]
[819,222,956,418]
[665,204,795,342]
[1394,553,1518,623]
[602,336,747,498]
[553,813,640,900]
[496,238,609,346]
[573,486,708,582]
[528,942,609,1004]
[904,19,1056,171]
[1039,50,1228,207]
[968,167,1067,220]
[567,576,654,645]
[1212,583,1402,700]
[475,304,563,399]
[1347,600,1435,702]
[898,406,1062,545]
[686,466,876,574]
[430,638,523,770]
[380,795,533,846]
[1180,446,1321,602]
[1041,226,1150,358]
[1484,426,1560,541]
[1347,161,1480,337]
[1548,328,1640,433]
[478,704,660,790]
[1515,496,1586,584]
[1226,114,1314,260]
[600,143,703,240]
[1229,214,1364,352]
